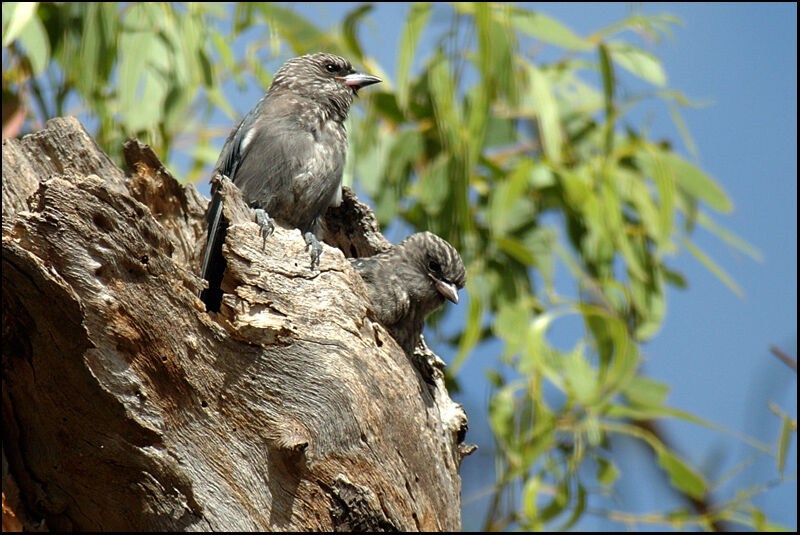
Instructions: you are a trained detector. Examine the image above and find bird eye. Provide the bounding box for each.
[325,63,340,73]
[428,260,442,274]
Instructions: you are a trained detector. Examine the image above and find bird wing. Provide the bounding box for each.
[201,95,317,279]
[200,189,224,283]
[233,95,344,234]
[226,97,313,201]
[201,96,273,282]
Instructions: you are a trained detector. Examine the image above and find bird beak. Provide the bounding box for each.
[341,73,382,90]
[433,278,459,305]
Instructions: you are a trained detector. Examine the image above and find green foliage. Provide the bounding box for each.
[3,2,793,531]
[2,2,224,176]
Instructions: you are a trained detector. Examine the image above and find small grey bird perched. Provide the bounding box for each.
[351,232,467,355]
[200,53,381,312]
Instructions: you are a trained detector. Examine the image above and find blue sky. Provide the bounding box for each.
[198,3,797,530]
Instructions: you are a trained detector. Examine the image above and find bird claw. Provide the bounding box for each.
[255,209,274,249]
[303,232,322,270]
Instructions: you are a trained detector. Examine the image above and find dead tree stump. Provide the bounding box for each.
[1,117,471,531]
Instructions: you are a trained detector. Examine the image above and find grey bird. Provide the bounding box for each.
[200,53,381,312]
[351,232,467,355]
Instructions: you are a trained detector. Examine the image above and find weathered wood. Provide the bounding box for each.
[2,117,128,220]
[1,117,470,531]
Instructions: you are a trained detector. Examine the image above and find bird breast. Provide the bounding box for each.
[289,121,347,224]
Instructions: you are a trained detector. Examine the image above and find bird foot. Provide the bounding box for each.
[303,232,322,270]
[255,209,274,249]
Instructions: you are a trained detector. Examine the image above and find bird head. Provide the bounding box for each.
[268,53,381,120]
[400,232,466,307]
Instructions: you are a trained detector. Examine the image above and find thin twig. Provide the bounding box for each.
[770,345,797,372]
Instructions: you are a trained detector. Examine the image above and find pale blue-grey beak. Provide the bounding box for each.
[342,72,382,90]
[434,278,459,304]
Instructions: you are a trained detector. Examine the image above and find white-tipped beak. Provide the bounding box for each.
[434,279,459,304]
[342,73,382,89]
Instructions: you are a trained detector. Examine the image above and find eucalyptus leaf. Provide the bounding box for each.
[529,65,563,163]
[502,6,591,50]
[2,2,38,47]
[15,10,49,74]
[682,237,744,297]
[656,449,707,500]
[596,458,619,486]
[623,376,670,407]
[397,3,432,111]
[607,41,667,87]
[777,411,793,476]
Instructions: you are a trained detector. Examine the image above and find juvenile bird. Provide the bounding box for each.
[200,53,381,311]
[351,232,467,355]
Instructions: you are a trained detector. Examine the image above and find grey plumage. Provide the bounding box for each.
[351,232,466,354]
[200,53,381,311]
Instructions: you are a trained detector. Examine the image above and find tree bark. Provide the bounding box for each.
[2,117,472,531]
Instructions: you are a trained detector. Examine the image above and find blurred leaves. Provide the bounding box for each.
[2,2,220,174]
[396,2,431,112]
[2,2,790,532]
